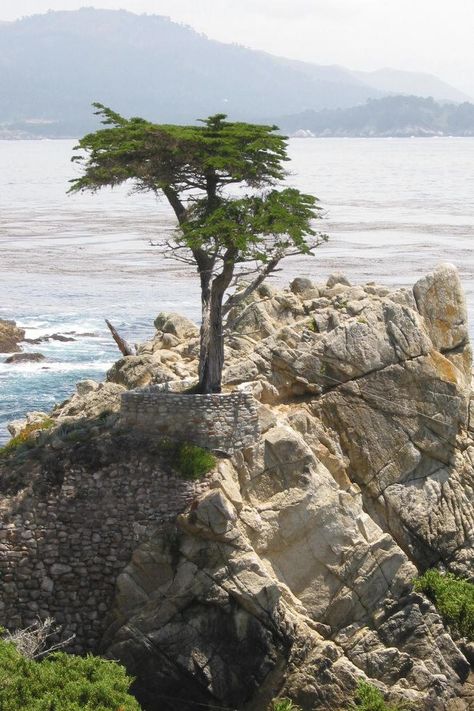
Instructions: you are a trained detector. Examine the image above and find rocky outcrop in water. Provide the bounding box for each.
[5,352,45,364]
[0,318,25,353]
[2,264,473,710]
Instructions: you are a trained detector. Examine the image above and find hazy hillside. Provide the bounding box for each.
[275,95,474,137]
[0,8,381,137]
[0,8,469,138]
[353,68,471,103]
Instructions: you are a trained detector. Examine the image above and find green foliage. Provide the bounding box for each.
[70,105,326,393]
[175,442,216,480]
[157,438,216,480]
[270,699,302,711]
[413,569,474,640]
[351,681,412,711]
[70,106,324,266]
[0,419,55,459]
[0,639,141,710]
[70,106,289,194]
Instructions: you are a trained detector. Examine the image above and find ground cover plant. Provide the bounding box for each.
[0,636,141,710]
[351,680,413,710]
[414,569,474,640]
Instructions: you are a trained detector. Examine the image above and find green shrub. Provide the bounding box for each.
[351,680,411,711]
[0,638,141,710]
[0,419,55,459]
[413,569,474,640]
[175,442,216,480]
[271,698,302,711]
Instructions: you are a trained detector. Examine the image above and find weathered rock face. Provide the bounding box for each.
[52,380,126,420]
[1,265,473,710]
[0,318,25,353]
[99,265,473,710]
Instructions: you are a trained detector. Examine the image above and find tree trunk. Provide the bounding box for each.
[199,285,225,394]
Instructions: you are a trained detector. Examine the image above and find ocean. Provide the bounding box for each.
[1,137,473,443]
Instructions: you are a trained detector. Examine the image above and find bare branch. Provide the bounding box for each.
[222,256,280,315]
[4,617,75,659]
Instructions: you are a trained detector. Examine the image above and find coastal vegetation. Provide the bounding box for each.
[278,95,474,137]
[0,419,54,460]
[160,439,217,480]
[414,569,474,640]
[70,106,325,393]
[351,681,413,710]
[0,635,140,710]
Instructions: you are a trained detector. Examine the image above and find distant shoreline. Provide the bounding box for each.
[2,134,474,141]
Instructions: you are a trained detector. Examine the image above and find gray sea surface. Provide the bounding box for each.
[0,137,473,443]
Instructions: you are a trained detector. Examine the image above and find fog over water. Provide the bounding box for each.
[1,137,473,442]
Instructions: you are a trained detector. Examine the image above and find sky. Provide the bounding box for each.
[1,0,474,97]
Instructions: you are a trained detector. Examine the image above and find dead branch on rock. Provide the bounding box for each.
[4,617,75,659]
[105,319,136,356]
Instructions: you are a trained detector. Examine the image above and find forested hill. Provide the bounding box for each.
[276,96,474,137]
[0,8,470,138]
[0,8,380,137]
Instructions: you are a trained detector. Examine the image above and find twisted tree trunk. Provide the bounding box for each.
[199,286,225,394]
[198,251,236,394]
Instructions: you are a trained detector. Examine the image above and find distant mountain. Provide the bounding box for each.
[275,95,474,137]
[353,68,471,103]
[0,9,470,138]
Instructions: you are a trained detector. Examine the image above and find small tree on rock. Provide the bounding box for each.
[70,106,326,393]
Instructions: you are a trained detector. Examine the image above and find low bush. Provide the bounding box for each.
[175,441,216,480]
[352,680,412,710]
[0,637,141,710]
[413,569,474,640]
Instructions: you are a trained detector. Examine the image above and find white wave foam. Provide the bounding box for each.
[0,361,114,375]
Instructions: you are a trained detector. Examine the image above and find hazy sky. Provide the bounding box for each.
[2,1,474,97]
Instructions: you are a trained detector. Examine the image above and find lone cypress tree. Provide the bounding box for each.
[70,105,326,393]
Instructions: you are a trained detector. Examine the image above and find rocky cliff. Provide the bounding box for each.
[1,264,473,710]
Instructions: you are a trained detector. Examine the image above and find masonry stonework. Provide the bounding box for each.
[120,386,260,453]
[0,450,213,654]
[0,388,261,655]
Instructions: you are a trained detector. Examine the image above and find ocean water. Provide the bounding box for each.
[1,137,473,443]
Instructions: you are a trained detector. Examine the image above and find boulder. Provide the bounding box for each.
[154,312,199,340]
[107,354,193,390]
[0,319,25,353]
[290,277,318,297]
[5,352,45,364]
[52,382,125,420]
[326,272,351,288]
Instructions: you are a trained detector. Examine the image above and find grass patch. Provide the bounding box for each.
[351,681,412,711]
[158,438,216,480]
[175,442,216,480]
[0,419,55,459]
[270,699,302,711]
[414,569,474,640]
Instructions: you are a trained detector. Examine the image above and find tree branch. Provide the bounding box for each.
[222,256,280,315]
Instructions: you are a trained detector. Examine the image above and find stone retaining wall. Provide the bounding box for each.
[0,449,212,654]
[121,386,260,453]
